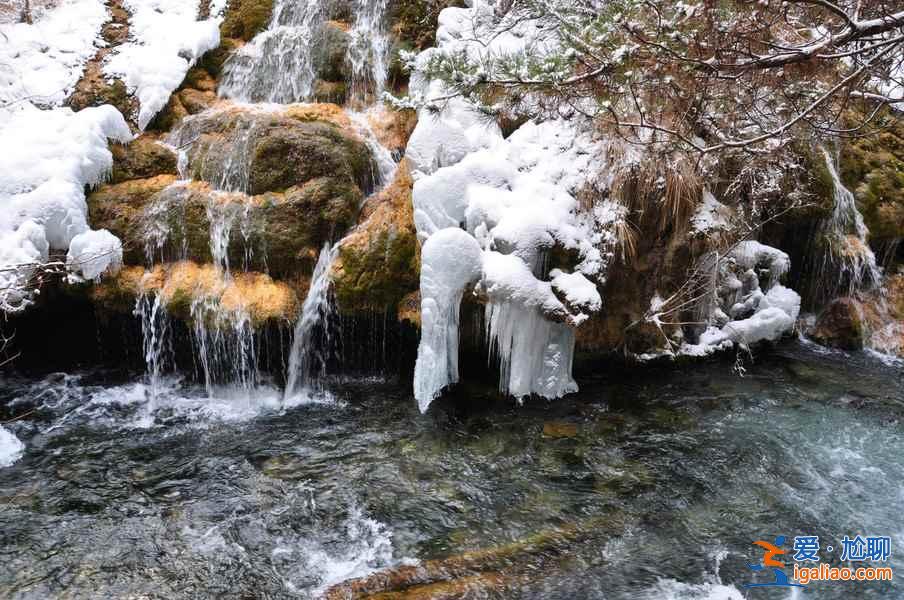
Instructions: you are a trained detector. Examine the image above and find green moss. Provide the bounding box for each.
[390,0,467,51]
[334,227,420,313]
[220,0,274,41]
[199,38,239,78]
[840,117,904,242]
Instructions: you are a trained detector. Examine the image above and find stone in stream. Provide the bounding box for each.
[322,513,628,599]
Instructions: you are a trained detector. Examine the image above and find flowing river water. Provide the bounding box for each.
[0,340,902,599]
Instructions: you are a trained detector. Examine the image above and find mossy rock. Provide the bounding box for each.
[312,79,348,104]
[87,175,179,265]
[314,21,350,83]
[388,0,467,51]
[220,0,275,41]
[68,78,133,118]
[180,109,376,195]
[332,163,420,313]
[110,138,178,184]
[199,37,240,78]
[840,115,904,242]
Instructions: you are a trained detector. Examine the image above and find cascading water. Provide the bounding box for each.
[218,0,324,103]
[128,0,397,405]
[345,0,390,102]
[814,146,881,301]
[284,243,337,400]
[219,0,389,104]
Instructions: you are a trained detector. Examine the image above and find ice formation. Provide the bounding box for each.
[0,425,25,468]
[0,0,108,109]
[408,3,614,409]
[0,104,132,310]
[104,0,221,129]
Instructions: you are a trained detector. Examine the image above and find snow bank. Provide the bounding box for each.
[105,0,220,129]
[0,104,131,310]
[408,2,615,409]
[0,0,108,110]
[0,425,24,468]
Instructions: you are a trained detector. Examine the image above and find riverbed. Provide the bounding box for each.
[1,341,901,599]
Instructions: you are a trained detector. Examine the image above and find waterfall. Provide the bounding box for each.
[219,0,389,104]
[284,243,338,401]
[815,146,881,301]
[345,0,390,102]
[130,0,396,402]
[135,289,172,411]
[218,0,324,103]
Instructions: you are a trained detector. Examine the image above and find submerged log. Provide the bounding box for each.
[323,513,625,599]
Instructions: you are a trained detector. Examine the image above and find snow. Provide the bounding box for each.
[104,0,221,129]
[0,0,108,110]
[678,244,801,356]
[0,425,24,468]
[690,190,733,233]
[408,0,619,409]
[0,104,131,310]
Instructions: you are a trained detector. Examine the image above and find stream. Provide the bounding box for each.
[0,340,901,598]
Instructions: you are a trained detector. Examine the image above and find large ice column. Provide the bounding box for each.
[413,228,483,411]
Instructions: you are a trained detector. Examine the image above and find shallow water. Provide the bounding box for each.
[1,341,902,599]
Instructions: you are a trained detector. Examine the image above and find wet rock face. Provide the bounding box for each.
[332,160,419,314]
[811,297,866,350]
[840,116,904,244]
[110,139,178,184]
[220,0,275,41]
[173,107,376,195]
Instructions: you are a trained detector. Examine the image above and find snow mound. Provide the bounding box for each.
[0,104,131,310]
[680,243,800,356]
[105,0,221,129]
[0,425,24,468]
[0,0,108,112]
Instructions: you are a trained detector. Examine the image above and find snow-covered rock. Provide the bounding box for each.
[408,3,616,409]
[0,104,131,310]
[104,0,221,129]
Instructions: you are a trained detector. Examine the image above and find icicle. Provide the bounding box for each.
[413,228,483,411]
[485,301,578,400]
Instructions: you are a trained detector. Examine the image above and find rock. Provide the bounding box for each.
[174,106,375,195]
[810,297,866,350]
[110,138,178,184]
[840,114,904,244]
[314,21,350,82]
[95,261,298,324]
[178,88,217,115]
[332,160,419,314]
[87,174,179,265]
[542,421,579,439]
[89,178,362,277]
[220,0,275,41]
[311,79,348,104]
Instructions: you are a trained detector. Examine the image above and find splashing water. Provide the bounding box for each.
[815,146,881,301]
[284,243,338,401]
